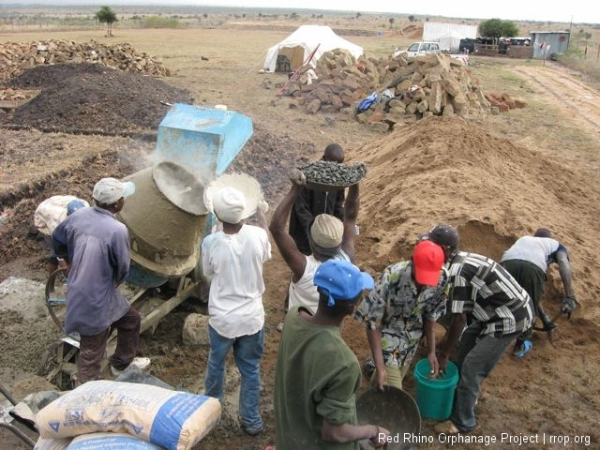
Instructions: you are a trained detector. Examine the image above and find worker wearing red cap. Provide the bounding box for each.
[354,240,448,390]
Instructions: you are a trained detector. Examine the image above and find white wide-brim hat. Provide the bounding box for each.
[204,173,264,221]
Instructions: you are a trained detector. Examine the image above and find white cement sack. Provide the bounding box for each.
[34,437,72,450]
[67,432,162,449]
[36,381,221,450]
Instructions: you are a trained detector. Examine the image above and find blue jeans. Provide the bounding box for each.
[450,322,518,431]
[204,325,264,431]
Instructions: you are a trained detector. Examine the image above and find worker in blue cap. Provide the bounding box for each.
[34,195,89,275]
[274,259,390,449]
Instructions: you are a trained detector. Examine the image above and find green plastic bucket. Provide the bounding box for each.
[413,358,459,421]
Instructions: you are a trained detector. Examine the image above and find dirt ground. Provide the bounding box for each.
[1,27,600,450]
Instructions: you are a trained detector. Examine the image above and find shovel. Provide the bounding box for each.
[532,310,563,347]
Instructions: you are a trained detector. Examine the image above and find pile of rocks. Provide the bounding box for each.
[485,92,527,112]
[0,40,174,82]
[281,50,508,131]
[0,88,39,102]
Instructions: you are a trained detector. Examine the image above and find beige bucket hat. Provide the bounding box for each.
[203,173,264,221]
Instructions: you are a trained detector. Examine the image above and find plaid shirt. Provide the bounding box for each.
[447,251,534,337]
[354,261,449,368]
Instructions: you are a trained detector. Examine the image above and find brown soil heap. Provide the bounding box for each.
[2,63,193,133]
[353,115,599,319]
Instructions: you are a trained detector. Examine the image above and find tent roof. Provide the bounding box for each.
[264,25,363,72]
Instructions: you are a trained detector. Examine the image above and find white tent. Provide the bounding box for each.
[264,25,363,73]
[437,31,465,52]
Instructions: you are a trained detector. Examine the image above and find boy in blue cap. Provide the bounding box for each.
[274,259,390,449]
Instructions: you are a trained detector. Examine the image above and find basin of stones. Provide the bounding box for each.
[299,160,367,191]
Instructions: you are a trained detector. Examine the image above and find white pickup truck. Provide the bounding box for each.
[393,41,469,65]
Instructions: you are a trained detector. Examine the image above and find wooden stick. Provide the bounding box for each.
[277,43,321,97]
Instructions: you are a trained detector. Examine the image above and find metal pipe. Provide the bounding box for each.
[0,382,17,406]
[0,422,36,448]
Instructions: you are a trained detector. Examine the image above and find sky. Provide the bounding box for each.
[5,0,599,24]
[195,0,596,24]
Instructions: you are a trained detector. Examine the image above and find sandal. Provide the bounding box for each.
[434,420,462,435]
[513,339,533,358]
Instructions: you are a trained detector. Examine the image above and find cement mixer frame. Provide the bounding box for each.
[36,103,254,389]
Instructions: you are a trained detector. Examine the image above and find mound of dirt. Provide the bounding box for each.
[353,115,600,319]
[3,63,193,133]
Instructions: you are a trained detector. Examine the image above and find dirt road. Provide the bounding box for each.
[514,62,600,139]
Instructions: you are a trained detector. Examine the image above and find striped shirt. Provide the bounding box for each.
[447,252,534,337]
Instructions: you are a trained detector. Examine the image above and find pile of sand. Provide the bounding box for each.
[4,63,193,133]
[351,115,600,319]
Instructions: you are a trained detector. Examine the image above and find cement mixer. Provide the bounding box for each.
[39,104,253,389]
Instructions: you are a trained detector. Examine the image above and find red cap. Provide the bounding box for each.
[413,240,445,286]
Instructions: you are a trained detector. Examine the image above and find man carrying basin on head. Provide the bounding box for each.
[289,143,346,255]
[52,177,150,385]
[276,143,346,332]
[201,186,271,436]
[269,167,361,318]
[354,240,448,391]
[274,259,390,449]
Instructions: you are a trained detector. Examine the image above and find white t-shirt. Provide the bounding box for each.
[501,236,565,272]
[201,224,272,339]
[288,255,321,315]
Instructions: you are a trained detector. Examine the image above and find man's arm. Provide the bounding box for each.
[269,182,307,281]
[322,421,389,448]
[341,183,359,262]
[333,189,345,221]
[112,228,131,286]
[256,200,269,233]
[51,222,69,262]
[366,328,387,391]
[438,313,467,373]
[555,249,574,298]
[424,318,439,377]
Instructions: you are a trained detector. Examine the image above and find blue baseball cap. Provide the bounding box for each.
[67,199,87,215]
[314,259,374,307]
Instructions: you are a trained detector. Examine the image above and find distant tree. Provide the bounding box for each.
[203,13,208,18]
[408,15,415,22]
[95,6,117,37]
[389,17,394,29]
[356,12,362,19]
[479,18,518,40]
